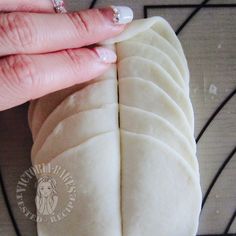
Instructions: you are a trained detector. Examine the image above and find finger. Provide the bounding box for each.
[0,46,116,111]
[0,6,133,56]
[0,0,53,13]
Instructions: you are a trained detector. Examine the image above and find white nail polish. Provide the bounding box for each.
[94,47,117,63]
[110,6,133,24]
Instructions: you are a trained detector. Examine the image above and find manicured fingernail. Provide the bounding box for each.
[93,47,117,63]
[100,6,133,25]
[110,6,133,24]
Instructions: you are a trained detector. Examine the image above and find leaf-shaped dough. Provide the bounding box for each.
[29,17,201,236]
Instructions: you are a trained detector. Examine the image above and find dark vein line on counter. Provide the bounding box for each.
[144,0,210,20]
[175,0,210,35]
[144,3,236,29]
[0,168,21,236]
[201,146,236,209]
[198,234,236,236]
[89,0,97,9]
[196,88,236,143]
[224,209,236,234]
[143,5,148,18]
[144,4,236,9]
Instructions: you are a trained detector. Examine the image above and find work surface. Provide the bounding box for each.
[0,0,235,235]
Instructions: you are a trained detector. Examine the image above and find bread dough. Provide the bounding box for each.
[29,17,201,236]
[121,131,201,236]
[117,41,185,90]
[30,64,117,140]
[32,104,118,164]
[118,57,194,127]
[31,79,117,158]
[119,78,194,140]
[36,131,121,236]
[120,105,198,172]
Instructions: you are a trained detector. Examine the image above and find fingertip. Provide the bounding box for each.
[92,46,117,64]
[99,6,134,25]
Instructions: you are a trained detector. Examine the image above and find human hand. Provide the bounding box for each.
[0,0,133,111]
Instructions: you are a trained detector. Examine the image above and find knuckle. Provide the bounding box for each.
[63,49,85,75]
[64,49,81,64]
[0,13,34,49]
[67,12,91,35]
[2,55,37,89]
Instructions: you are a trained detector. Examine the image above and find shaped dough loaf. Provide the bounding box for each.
[29,17,201,236]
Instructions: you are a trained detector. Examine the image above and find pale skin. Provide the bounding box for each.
[0,0,131,111]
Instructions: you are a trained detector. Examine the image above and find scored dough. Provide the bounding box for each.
[30,16,201,236]
[102,17,189,86]
[121,131,201,236]
[120,105,198,172]
[32,104,118,164]
[30,64,117,140]
[118,57,194,125]
[119,78,194,141]
[30,84,85,141]
[31,79,117,157]
[128,29,189,90]
[150,18,188,70]
[36,131,121,236]
[117,41,185,90]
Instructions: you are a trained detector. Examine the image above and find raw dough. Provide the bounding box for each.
[31,79,117,158]
[29,17,201,236]
[121,131,201,236]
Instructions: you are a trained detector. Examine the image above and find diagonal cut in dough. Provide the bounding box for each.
[128,29,189,89]
[119,77,194,141]
[120,105,198,173]
[117,41,184,90]
[32,104,118,164]
[118,57,194,125]
[31,79,117,157]
[30,64,117,140]
[30,17,201,236]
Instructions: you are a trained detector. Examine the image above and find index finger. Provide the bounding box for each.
[0,6,133,56]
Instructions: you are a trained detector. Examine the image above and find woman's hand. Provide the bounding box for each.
[0,0,133,111]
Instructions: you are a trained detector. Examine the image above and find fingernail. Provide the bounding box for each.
[100,6,133,25]
[110,6,133,24]
[93,47,117,63]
